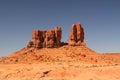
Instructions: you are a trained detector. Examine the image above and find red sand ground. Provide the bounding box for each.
[0,45,120,80]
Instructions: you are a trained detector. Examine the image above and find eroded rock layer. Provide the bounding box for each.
[26,27,62,48]
[68,23,84,46]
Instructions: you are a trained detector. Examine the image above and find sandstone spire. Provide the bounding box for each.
[68,23,84,46]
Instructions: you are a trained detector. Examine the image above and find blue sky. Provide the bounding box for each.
[0,0,120,56]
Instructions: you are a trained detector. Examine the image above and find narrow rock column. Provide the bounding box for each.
[68,23,84,46]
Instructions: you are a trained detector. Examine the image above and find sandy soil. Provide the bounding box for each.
[0,46,120,80]
[0,62,120,80]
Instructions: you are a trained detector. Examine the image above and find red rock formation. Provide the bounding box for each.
[76,23,84,42]
[26,22,84,48]
[26,40,33,48]
[32,29,42,48]
[42,30,47,48]
[26,27,62,48]
[68,23,84,46]
[45,30,55,48]
[42,30,47,41]
[54,27,62,46]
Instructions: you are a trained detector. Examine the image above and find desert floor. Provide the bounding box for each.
[0,62,120,80]
[0,46,120,80]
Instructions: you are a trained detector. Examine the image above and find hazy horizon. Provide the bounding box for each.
[0,0,120,56]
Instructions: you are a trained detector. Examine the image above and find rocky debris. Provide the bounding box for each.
[68,23,84,46]
[26,40,34,48]
[26,27,62,49]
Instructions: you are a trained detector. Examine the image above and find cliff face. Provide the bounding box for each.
[26,27,62,48]
[26,22,85,49]
[67,23,84,46]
